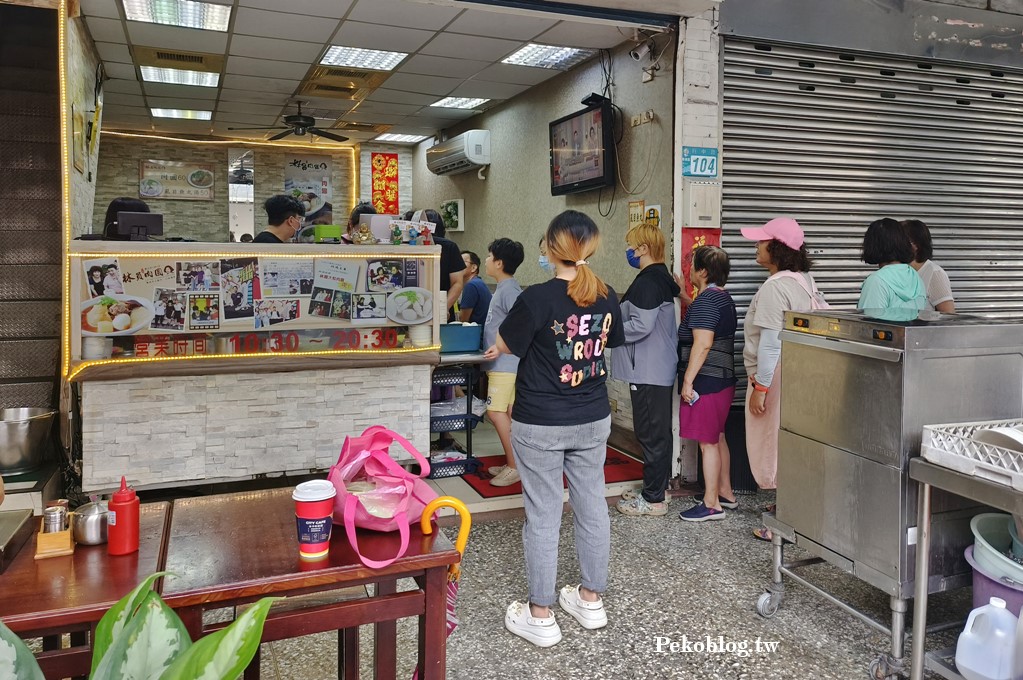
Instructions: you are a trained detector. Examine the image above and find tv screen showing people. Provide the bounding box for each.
[549,104,613,195]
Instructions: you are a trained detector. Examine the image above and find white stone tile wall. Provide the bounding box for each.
[68,17,102,238]
[680,12,721,150]
[93,137,231,242]
[606,347,634,431]
[252,148,355,232]
[81,365,432,491]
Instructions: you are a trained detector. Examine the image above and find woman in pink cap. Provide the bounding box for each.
[740,217,827,541]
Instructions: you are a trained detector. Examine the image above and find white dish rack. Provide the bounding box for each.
[921,419,1023,491]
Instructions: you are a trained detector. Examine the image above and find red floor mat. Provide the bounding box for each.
[461,448,642,499]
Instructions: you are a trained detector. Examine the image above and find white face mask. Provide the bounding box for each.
[289,215,304,241]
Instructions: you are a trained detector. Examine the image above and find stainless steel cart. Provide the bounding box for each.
[909,458,1023,680]
[755,311,1023,679]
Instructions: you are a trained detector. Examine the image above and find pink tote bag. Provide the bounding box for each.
[328,425,438,568]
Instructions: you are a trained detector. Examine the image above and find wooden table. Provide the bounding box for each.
[0,502,171,679]
[160,488,460,680]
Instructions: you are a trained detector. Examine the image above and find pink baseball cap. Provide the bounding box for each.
[740,217,805,250]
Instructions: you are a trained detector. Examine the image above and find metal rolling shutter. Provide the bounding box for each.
[721,38,1023,361]
[0,5,60,411]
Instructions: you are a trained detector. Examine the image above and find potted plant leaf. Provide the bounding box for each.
[0,572,278,680]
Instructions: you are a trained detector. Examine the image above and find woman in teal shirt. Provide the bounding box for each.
[858,218,926,321]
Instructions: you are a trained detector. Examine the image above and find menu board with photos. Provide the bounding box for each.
[75,251,437,360]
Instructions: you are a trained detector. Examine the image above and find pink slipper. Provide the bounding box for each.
[752,527,773,542]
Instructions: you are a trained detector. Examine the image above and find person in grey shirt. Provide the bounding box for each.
[613,223,682,517]
[481,238,525,487]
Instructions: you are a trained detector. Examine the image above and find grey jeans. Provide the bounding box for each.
[512,415,612,607]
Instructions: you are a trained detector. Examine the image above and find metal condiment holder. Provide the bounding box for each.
[34,508,74,560]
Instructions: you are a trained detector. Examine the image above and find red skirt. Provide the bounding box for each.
[680,385,735,444]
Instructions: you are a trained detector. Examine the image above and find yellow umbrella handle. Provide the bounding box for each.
[421,496,472,562]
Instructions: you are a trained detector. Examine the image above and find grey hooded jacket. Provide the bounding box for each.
[610,262,680,387]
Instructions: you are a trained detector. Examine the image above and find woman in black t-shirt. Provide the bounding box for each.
[491,210,625,648]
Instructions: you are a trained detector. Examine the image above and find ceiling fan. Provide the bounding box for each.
[229,151,253,184]
[227,102,349,143]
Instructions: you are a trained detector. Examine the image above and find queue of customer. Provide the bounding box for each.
[611,215,952,536]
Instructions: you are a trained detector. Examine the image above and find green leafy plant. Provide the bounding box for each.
[0,572,278,680]
[439,200,460,232]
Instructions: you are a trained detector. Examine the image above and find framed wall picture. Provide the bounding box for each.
[440,198,464,232]
[72,104,86,173]
[140,160,215,201]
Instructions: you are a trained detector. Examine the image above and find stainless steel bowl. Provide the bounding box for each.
[0,408,56,474]
[71,501,108,545]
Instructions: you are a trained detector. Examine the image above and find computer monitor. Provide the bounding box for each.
[115,211,163,241]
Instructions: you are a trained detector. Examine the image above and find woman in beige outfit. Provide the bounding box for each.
[740,217,825,541]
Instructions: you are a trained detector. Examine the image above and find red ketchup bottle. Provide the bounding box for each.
[107,476,140,555]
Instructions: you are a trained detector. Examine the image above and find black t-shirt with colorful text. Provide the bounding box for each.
[499,278,625,426]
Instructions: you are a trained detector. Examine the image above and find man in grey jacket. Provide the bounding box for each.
[612,223,682,517]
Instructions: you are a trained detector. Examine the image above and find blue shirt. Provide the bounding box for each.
[678,286,737,395]
[460,277,492,326]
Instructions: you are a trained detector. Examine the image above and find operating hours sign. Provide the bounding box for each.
[682,147,719,178]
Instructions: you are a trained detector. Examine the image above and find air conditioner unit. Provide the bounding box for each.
[427,130,491,176]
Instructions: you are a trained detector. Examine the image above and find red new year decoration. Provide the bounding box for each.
[370,153,399,215]
[680,227,722,300]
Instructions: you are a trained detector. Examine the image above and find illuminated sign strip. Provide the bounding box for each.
[67,345,442,381]
[68,252,440,260]
[59,0,71,378]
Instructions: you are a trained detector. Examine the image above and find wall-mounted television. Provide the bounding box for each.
[549,100,616,196]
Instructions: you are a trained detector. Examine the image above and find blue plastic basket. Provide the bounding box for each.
[428,456,481,479]
[430,413,482,433]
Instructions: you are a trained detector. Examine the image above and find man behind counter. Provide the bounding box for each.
[422,208,465,316]
[253,195,305,244]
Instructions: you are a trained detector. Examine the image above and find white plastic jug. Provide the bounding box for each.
[1013,604,1023,680]
[956,597,1018,680]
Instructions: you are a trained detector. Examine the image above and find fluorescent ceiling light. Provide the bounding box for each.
[502,43,596,70]
[374,133,431,143]
[123,0,231,32]
[150,108,212,120]
[140,66,219,87]
[430,97,489,110]
[320,46,408,71]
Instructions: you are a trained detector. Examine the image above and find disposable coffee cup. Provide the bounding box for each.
[292,480,337,560]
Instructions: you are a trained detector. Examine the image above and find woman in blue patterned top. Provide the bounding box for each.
[677,246,739,522]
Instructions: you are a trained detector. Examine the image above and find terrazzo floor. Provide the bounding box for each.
[39,421,970,679]
[246,418,970,680]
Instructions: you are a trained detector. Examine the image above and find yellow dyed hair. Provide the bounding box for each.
[625,222,665,262]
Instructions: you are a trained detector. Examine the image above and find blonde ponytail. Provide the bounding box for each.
[546,210,608,307]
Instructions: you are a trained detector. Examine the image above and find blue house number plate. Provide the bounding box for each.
[682,147,718,177]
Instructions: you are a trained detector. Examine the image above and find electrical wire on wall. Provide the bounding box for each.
[640,32,676,82]
[615,107,662,197]
[598,49,620,218]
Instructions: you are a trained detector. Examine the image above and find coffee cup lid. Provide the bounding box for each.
[292,479,337,502]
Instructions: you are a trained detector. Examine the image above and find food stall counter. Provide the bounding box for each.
[65,241,444,492]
